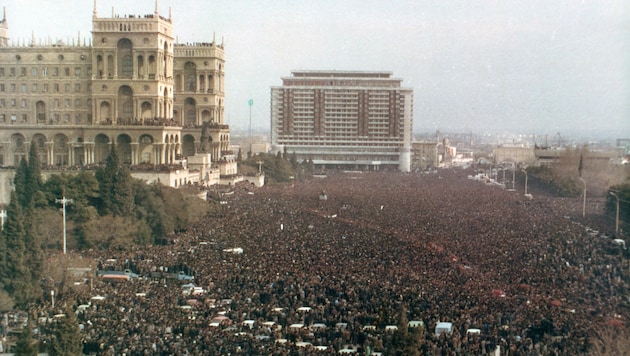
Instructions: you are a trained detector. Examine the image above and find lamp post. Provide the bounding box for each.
[578,177,586,217]
[248,99,254,138]
[610,191,619,235]
[521,169,528,196]
[257,160,263,175]
[55,196,73,254]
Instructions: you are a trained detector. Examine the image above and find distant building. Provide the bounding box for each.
[0,3,239,203]
[411,142,439,170]
[493,144,617,167]
[270,70,413,172]
[493,145,536,166]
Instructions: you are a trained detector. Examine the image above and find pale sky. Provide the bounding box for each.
[3,0,628,139]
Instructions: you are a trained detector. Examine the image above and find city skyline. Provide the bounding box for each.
[3,0,628,139]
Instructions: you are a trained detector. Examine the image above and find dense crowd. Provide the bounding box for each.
[35,169,627,355]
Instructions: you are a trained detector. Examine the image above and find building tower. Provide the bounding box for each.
[0,7,8,47]
[90,1,174,125]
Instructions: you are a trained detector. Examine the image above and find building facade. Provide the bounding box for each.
[0,3,235,179]
[271,70,413,172]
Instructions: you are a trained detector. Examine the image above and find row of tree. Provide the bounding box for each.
[238,148,315,184]
[0,144,209,308]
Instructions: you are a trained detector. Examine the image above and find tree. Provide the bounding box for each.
[70,201,98,249]
[14,145,45,209]
[95,145,133,216]
[606,182,630,230]
[132,181,174,240]
[94,150,115,215]
[26,142,45,206]
[23,201,44,302]
[386,306,423,355]
[48,306,82,356]
[112,165,134,216]
[14,319,38,356]
[13,158,29,208]
[0,191,32,305]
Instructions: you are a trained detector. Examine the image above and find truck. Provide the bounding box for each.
[97,269,139,279]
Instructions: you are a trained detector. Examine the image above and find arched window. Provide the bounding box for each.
[184,62,196,91]
[118,86,133,121]
[121,55,132,77]
[117,39,133,77]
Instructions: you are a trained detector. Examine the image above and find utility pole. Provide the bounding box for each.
[55,196,73,254]
[610,192,619,235]
[578,178,586,218]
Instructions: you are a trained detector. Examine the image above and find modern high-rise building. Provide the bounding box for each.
[0,2,236,188]
[271,70,413,172]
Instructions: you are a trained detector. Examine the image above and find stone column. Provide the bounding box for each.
[113,49,118,79]
[46,142,54,167]
[131,142,139,165]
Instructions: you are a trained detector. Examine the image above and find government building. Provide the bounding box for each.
[270,70,413,172]
[0,2,239,204]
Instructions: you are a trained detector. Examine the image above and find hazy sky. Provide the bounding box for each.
[3,0,628,138]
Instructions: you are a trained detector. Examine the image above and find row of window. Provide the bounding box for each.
[0,83,91,93]
[0,113,91,124]
[279,139,403,146]
[0,66,92,78]
[0,98,91,108]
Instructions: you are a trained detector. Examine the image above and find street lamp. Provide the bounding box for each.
[55,196,73,254]
[578,177,586,218]
[256,160,263,175]
[610,191,619,235]
[506,167,516,191]
[248,99,254,139]
[521,169,529,196]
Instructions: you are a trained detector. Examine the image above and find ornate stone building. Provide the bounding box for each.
[0,2,236,184]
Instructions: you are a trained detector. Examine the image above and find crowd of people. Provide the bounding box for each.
[33,169,627,355]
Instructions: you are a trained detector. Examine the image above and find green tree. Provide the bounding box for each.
[26,142,45,206]
[132,181,174,240]
[70,201,98,249]
[13,158,29,207]
[42,172,99,209]
[386,306,423,356]
[48,306,82,356]
[112,166,134,216]
[95,145,133,216]
[607,182,630,231]
[289,151,298,168]
[14,145,45,209]
[0,191,32,305]
[14,319,38,356]
[23,201,44,301]
[95,153,115,215]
